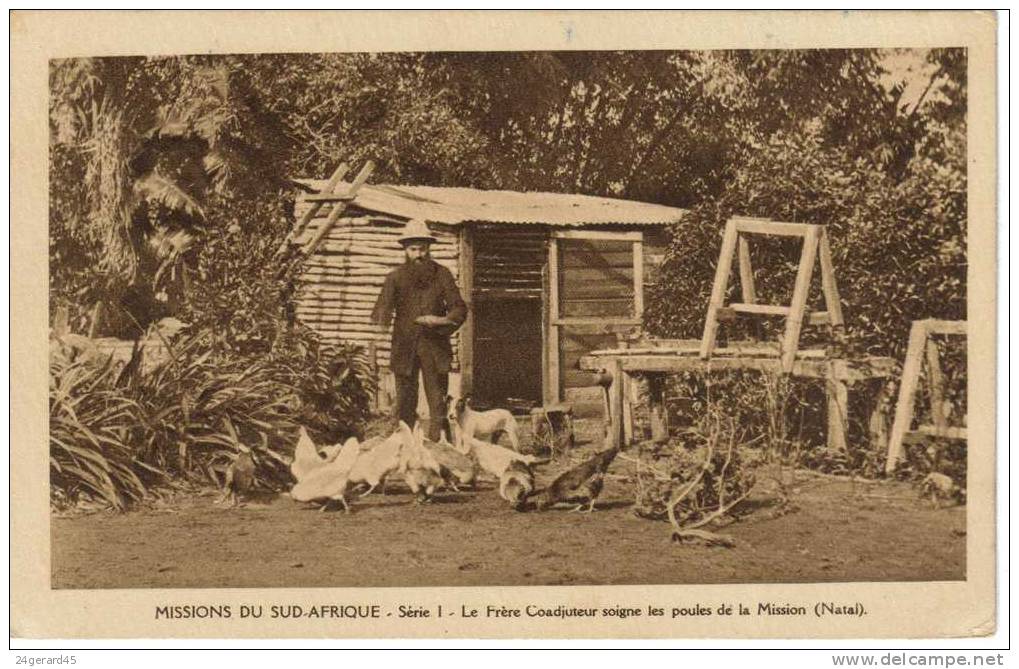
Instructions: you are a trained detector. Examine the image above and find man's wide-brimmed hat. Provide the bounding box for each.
[397,219,438,246]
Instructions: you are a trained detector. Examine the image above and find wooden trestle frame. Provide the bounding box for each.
[700,216,844,373]
[884,319,967,474]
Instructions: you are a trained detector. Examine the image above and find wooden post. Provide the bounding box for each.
[597,368,613,424]
[301,161,375,258]
[608,358,625,449]
[621,372,634,445]
[541,261,552,405]
[278,162,349,256]
[737,236,764,340]
[633,237,644,320]
[780,225,820,373]
[886,320,929,474]
[817,227,845,326]
[547,235,561,403]
[648,372,669,444]
[826,364,849,452]
[925,337,947,428]
[868,378,893,454]
[737,235,757,304]
[458,226,475,396]
[700,220,739,359]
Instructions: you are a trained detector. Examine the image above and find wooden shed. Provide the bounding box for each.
[292,181,684,414]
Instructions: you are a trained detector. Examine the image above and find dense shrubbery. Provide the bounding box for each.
[50,347,151,509]
[50,324,374,509]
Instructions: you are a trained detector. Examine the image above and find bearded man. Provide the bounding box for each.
[371,219,467,440]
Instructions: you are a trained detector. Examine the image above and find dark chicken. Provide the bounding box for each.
[219,449,256,507]
[532,443,619,512]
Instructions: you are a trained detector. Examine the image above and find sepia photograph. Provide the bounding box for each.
[11,10,998,640]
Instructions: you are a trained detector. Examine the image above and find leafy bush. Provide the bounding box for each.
[49,322,375,509]
[632,422,756,526]
[49,345,154,509]
[125,323,373,483]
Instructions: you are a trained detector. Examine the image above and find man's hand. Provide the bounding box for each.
[414,314,449,327]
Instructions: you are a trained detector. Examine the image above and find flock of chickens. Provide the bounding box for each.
[220,398,620,514]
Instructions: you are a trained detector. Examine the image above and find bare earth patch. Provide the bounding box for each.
[51,436,964,589]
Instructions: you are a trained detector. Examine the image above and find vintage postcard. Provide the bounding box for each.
[11,10,997,639]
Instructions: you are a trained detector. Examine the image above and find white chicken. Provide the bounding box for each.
[290,426,330,482]
[289,436,362,512]
[400,422,445,503]
[347,430,404,496]
[453,423,541,480]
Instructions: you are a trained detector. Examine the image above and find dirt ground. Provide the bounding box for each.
[51,421,966,589]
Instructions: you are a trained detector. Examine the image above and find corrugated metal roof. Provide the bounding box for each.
[297,180,685,227]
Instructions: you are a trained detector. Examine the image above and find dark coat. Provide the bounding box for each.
[371,258,468,377]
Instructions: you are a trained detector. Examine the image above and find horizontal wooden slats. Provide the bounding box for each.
[473,225,545,298]
[306,255,458,269]
[559,298,635,319]
[473,288,542,300]
[302,284,380,297]
[560,329,618,389]
[732,218,817,237]
[293,211,463,371]
[913,425,968,440]
[317,246,457,260]
[729,303,792,316]
[300,274,386,286]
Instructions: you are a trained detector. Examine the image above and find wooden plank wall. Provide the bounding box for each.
[472,225,546,299]
[558,237,637,390]
[292,202,461,373]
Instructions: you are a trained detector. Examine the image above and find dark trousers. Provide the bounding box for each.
[394,344,449,442]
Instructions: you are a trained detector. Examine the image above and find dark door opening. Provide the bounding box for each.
[472,298,542,408]
[469,225,546,410]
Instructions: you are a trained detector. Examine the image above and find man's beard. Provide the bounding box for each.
[407,257,434,288]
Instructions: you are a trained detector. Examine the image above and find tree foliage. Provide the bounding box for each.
[644,50,967,358]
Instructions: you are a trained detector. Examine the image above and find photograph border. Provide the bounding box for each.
[11,9,998,640]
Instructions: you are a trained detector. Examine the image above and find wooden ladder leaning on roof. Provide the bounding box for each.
[275,160,376,262]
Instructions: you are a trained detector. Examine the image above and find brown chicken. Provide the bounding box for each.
[218,449,256,507]
[423,434,477,491]
[532,443,619,512]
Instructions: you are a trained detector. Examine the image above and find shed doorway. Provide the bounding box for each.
[469,226,545,409]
